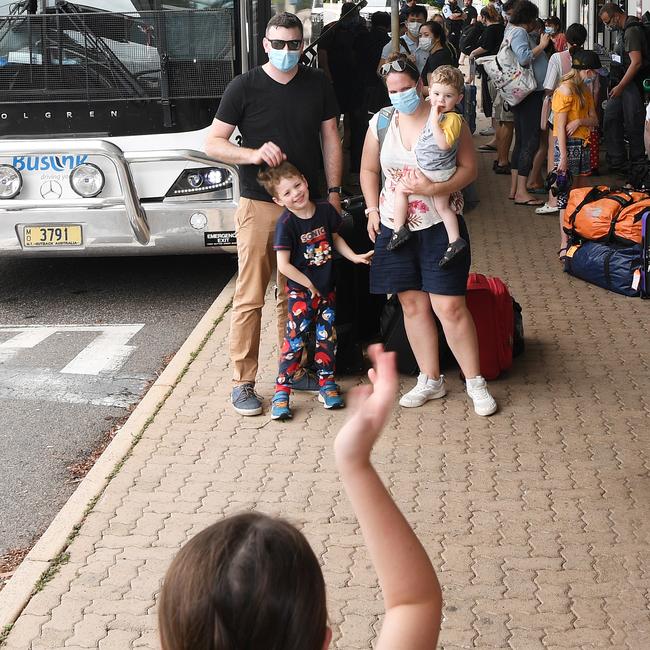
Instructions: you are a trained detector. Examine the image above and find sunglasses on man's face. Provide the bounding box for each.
[380,59,418,76]
[268,38,303,51]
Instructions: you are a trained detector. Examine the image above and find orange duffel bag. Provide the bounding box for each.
[613,198,650,245]
[563,186,649,245]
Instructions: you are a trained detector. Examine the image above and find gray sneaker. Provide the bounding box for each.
[231,383,263,416]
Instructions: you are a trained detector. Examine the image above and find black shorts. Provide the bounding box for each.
[369,216,471,296]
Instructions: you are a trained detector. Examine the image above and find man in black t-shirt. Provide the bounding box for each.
[204,12,341,417]
[462,0,478,28]
[599,2,648,171]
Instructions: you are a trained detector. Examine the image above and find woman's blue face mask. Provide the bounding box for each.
[389,87,421,114]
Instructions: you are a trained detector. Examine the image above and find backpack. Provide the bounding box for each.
[563,185,649,246]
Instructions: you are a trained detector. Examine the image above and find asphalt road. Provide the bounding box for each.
[0,254,236,557]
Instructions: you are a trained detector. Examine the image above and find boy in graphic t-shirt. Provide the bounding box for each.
[257,162,374,421]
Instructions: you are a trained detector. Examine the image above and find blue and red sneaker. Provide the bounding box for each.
[271,390,292,420]
[318,382,344,409]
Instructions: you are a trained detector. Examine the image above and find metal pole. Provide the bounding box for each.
[566,0,580,28]
[391,0,400,54]
[587,0,596,48]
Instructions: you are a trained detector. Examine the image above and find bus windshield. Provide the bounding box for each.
[0,1,238,136]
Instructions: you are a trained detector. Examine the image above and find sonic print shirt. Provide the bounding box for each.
[273,201,342,296]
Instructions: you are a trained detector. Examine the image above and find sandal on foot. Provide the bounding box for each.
[386,225,413,251]
[514,198,544,206]
[439,237,469,268]
[558,247,569,263]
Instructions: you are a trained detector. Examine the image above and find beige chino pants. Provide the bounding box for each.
[229,197,288,385]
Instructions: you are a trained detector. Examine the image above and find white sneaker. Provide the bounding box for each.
[466,376,497,416]
[479,127,495,136]
[399,373,446,408]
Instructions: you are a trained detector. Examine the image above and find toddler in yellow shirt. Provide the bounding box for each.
[388,65,468,268]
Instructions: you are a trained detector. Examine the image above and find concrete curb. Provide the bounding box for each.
[0,274,238,632]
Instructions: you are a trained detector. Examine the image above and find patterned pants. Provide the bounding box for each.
[276,288,337,393]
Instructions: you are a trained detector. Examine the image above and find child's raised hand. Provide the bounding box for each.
[334,344,398,470]
[354,250,374,265]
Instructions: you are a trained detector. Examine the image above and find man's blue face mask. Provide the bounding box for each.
[268,48,301,72]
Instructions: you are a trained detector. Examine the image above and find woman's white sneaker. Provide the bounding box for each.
[399,373,446,408]
[465,376,497,416]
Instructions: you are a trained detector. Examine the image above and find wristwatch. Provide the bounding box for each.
[327,186,343,195]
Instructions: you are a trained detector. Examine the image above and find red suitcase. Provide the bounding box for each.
[465,273,514,380]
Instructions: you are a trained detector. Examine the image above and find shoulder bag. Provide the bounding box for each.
[476,29,537,107]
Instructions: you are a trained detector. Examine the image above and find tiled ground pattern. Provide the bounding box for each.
[3,149,650,649]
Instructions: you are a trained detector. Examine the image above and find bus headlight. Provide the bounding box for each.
[0,164,22,199]
[167,167,233,199]
[70,163,104,198]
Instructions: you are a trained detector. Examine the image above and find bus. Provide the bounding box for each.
[0,0,271,256]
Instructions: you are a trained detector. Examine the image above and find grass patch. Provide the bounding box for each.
[0,624,14,646]
[33,553,70,594]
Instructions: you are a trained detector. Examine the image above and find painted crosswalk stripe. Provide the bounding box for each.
[0,324,145,375]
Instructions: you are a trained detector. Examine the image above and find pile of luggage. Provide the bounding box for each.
[563,186,650,297]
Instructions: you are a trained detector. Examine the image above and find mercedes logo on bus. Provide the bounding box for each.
[40,180,63,199]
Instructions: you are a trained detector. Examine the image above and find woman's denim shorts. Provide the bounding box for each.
[369,216,471,296]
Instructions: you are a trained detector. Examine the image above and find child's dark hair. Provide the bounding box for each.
[158,512,328,650]
[566,22,587,54]
[509,0,539,26]
[257,161,303,197]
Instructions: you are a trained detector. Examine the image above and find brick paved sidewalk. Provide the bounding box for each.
[2,147,650,649]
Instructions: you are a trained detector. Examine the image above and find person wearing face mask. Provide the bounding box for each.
[536,22,587,216]
[443,0,464,55]
[379,5,429,73]
[599,2,648,175]
[503,0,550,207]
[205,12,341,417]
[552,50,602,260]
[545,16,567,53]
[420,20,457,92]
[360,53,498,417]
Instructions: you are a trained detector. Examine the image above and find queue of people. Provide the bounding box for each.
[469,0,649,265]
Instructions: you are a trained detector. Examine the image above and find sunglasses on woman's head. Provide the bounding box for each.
[268,38,303,50]
[380,59,418,76]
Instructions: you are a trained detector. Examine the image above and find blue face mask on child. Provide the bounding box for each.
[389,87,421,114]
[268,49,301,73]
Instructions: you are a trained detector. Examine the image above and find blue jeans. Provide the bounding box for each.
[603,83,646,167]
